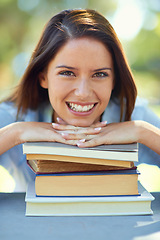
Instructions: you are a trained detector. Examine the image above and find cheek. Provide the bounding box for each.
[48,79,71,95]
[97,84,113,105]
[47,82,68,108]
[47,85,58,108]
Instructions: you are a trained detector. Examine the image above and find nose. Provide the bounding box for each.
[74,78,92,99]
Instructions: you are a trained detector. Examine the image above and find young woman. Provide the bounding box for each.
[0,9,160,190]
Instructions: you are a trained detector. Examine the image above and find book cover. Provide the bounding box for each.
[23,142,138,161]
[35,169,139,197]
[25,181,154,216]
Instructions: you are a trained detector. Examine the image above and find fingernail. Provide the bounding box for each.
[94,127,101,131]
[77,139,85,147]
[61,132,68,137]
[76,142,81,147]
[52,123,59,127]
[101,121,107,125]
[57,117,62,123]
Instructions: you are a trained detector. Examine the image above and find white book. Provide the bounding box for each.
[23,142,138,162]
[25,181,154,216]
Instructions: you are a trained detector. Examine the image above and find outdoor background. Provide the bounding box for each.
[0,0,160,192]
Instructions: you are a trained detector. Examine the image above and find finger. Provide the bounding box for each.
[56,117,67,125]
[60,132,98,140]
[75,127,102,134]
[38,131,65,143]
[52,123,82,131]
[76,136,106,148]
[62,139,82,146]
[52,124,102,135]
[48,130,81,146]
[59,127,101,138]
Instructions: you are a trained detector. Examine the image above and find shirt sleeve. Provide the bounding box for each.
[131,98,160,167]
[0,102,35,192]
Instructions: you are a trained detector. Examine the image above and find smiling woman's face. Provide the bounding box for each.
[39,37,114,127]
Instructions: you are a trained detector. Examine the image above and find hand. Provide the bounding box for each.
[52,118,107,142]
[52,117,138,146]
[51,118,160,155]
[76,121,140,147]
[53,121,140,147]
[0,121,80,155]
[18,121,89,146]
[18,122,65,143]
[0,120,103,155]
[18,121,105,146]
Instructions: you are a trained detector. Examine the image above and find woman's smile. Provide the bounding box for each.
[66,101,98,117]
[66,102,97,112]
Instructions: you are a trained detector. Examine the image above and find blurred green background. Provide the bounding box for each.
[0,0,160,192]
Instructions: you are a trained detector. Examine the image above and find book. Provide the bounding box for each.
[27,159,134,174]
[23,142,138,164]
[35,169,139,197]
[25,181,154,216]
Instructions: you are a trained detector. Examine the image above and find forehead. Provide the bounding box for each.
[59,37,109,54]
[49,37,113,67]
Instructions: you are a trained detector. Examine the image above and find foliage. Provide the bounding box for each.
[0,0,159,104]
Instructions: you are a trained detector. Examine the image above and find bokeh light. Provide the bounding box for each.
[0,0,160,192]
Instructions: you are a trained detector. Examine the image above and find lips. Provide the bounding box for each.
[66,102,97,112]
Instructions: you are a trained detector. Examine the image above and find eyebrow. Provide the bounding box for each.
[93,67,112,71]
[55,65,112,71]
[56,65,78,70]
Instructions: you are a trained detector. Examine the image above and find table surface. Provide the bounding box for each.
[0,192,160,240]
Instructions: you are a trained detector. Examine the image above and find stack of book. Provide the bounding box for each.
[23,142,154,216]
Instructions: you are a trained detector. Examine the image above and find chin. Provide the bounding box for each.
[68,119,93,127]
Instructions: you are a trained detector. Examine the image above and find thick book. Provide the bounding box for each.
[35,169,139,197]
[27,159,134,174]
[25,181,154,216]
[23,142,138,164]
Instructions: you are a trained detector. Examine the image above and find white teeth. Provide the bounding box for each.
[68,103,95,112]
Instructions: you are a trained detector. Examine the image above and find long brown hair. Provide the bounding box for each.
[8,9,137,121]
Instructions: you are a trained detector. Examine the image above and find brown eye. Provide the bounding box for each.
[59,71,75,76]
[93,72,108,78]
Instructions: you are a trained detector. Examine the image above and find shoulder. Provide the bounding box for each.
[0,101,53,127]
[132,97,160,127]
[102,99,121,123]
[0,101,18,127]
[0,101,41,128]
[132,97,149,118]
[102,97,160,127]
